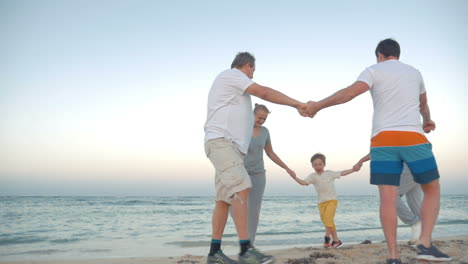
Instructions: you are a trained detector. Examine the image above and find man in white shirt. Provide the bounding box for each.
[306,39,451,264]
[204,52,308,264]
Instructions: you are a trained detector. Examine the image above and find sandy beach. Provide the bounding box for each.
[1,235,466,264]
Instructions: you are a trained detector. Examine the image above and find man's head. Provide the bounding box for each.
[375,38,400,62]
[231,52,255,79]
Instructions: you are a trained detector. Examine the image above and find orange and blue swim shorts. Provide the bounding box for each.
[370,131,440,186]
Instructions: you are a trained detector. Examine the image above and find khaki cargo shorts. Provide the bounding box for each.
[204,138,252,204]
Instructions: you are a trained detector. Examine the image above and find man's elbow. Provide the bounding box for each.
[347,87,363,99]
[346,81,369,99]
[342,89,358,102]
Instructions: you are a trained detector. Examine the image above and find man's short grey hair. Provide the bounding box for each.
[231,52,255,69]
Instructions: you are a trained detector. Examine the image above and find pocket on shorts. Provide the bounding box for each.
[217,160,246,188]
[205,139,246,188]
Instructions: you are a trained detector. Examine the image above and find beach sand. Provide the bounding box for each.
[1,235,466,264]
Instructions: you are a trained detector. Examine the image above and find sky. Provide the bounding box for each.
[1,0,467,196]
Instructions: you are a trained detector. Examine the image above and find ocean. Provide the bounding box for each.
[0,195,467,261]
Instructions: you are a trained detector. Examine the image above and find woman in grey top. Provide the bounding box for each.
[244,103,297,244]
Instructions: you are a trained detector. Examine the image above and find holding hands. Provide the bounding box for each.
[296,101,320,118]
[286,168,297,179]
[352,163,362,172]
[305,101,320,118]
[353,154,370,172]
[296,102,310,117]
[353,162,363,172]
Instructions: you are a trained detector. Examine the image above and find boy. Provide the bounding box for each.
[294,153,359,248]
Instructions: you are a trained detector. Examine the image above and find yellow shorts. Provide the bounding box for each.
[318,200,338,230]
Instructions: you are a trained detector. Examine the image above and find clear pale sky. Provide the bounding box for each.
[1,0,467,196]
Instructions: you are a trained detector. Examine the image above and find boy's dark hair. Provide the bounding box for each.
[311,153,326,165]
[375,38,400,59]
[231,52,255,69]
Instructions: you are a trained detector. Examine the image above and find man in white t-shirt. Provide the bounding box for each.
[305,39,451,264]
[204,52,308,264]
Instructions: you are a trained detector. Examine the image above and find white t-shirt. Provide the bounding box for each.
[357,60,426,138]
[204,68,255,154]
[304,170,341,204]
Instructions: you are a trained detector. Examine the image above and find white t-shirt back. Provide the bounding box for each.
[304,170,341,204]
[204,68,255,154]
[357,60,426,138]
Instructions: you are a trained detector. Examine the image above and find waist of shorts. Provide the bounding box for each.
[371,131,429,147]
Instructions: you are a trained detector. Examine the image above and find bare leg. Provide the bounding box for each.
[419,179,440,247]
[212,200,230,239]
[231,188,250,240]
[379,185,399,259]
[328,227,339,242]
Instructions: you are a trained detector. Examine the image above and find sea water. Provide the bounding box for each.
[1,195,467,261]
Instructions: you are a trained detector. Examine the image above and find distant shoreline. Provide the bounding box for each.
[1,194,467,197]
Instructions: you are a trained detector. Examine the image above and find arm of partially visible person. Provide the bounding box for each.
[264,143,296,179]
[306,81,370,117]
[419,92,436,133]
[245,83,308,116]
[354,153,370,171]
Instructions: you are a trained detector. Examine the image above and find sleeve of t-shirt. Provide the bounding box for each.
[419,71,426,94]
[264,127,271,145]
[304,173,316,184]
[232,70,255,94]
[329,170,341,180]
[356,67,375,89]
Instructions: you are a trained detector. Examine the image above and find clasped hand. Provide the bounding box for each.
[297,101,320,118]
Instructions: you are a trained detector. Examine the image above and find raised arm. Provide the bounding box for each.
[264,143,296,179]
[294,177,309,186]
[354,153,370,171]
[306,81,369,117]
[341,166,359,177]
[245,83,308,116]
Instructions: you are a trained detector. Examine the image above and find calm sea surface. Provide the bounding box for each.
[1,195,467,261]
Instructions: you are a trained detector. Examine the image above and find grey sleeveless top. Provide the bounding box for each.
[244,126,271,174]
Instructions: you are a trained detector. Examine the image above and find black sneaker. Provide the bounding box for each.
[239,247,274,264]
[323,236,331,248]
[386,258,401,264]
[416,244,452,262]
[331,240,343,248]
[207,250,238,264]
